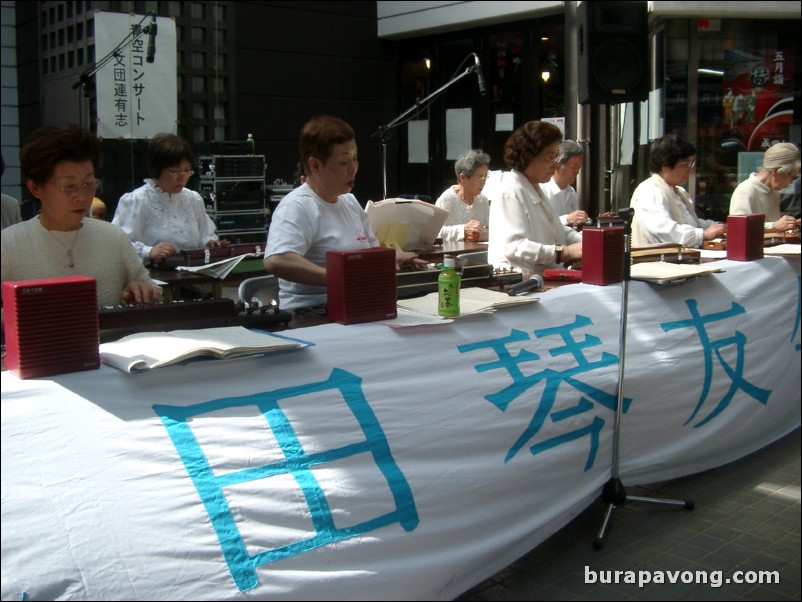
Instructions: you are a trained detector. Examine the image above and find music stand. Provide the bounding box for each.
[593,207,694,550]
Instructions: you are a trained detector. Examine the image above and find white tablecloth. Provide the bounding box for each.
[2,256,799,601]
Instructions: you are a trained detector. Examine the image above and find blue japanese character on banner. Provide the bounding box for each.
[154,368,418,592]
[458,315,625,470]
[661,299,771,427]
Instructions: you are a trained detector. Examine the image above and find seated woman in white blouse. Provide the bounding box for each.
[434,149,491,242]
[113,133,228,263]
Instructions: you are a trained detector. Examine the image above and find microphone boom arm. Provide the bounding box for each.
[72,12,153,93]
[374,64,479,199]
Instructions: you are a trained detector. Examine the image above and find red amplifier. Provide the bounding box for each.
[326,247,397,325]
[727,214,764,261]
[2,275,100,379]
[582,227,624,286]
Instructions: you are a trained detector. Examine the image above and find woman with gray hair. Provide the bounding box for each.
[542,140,588,228]
[435,149,491,241]
[729,142,800,233]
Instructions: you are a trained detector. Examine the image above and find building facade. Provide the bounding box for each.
[2,1,800,221]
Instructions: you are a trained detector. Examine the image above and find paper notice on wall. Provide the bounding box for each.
[446,108,472,160]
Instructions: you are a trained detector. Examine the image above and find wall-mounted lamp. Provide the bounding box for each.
[541,70,551,83]
[424,58,431,70]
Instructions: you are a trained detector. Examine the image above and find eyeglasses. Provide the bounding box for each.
[679,159,696,168]
[473,174,489,181]
[47,178,99,196]
[544,153,558,163]
[168,170,195,180]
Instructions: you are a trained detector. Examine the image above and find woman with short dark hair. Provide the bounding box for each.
[1,125,160,305]
[264,115,425,312]
[629,135,725,247]
[113,133,228,263]
[488,121,582,279]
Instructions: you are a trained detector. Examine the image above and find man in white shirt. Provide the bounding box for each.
[541,140,588,229]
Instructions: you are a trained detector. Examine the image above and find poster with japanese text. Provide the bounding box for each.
[95,12,177,140]
[721,49,794,152]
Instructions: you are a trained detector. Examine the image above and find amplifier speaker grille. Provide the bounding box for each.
[326,248,397,324]
[2,276,100,379]
[727,214,764,261]
[582,227,624,285]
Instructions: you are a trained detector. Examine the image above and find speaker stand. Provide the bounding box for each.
[593,208,694,550]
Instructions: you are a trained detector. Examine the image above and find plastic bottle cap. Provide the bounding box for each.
[443,256,456,269]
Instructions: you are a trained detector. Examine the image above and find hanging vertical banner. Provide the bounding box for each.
[94,12,177,140]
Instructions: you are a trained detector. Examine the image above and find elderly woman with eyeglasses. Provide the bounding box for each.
[113,133,228,263]
[630,135,725,248]
[487,121,583,280]
[1,125,160,306]
[729,142,800,234]
[435,149,492,242]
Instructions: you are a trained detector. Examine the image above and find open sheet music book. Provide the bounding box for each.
[365,198,449,251]
[175,253,261,279]
[763,244,801,255]
[630,261,722,285]
[397,287,538,319]
[99,326,305,373]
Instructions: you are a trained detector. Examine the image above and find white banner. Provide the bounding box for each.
[94,12,177,139]
[2,257,800,601]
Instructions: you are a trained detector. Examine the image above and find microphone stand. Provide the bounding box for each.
[374,58,480,199]
[593,207,694,550]
[72,12,154,126]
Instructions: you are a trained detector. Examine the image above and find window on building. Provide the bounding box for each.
[168,2,183,18]
[661,18,801,221]
[191,3,206,20]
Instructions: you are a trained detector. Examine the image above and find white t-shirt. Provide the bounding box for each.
[265,183,377,310]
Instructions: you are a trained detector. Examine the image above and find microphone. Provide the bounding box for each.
[145,14,157,64]
[507,274,544,296]
[473,53,487,96]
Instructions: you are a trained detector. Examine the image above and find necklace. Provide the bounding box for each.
[46,224,82,268]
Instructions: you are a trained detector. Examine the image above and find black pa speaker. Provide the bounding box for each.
[577,1,649,105]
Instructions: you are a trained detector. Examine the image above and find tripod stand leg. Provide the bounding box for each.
[593,477,694,549]
[594,503,616,550]
[627,494,694,509]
